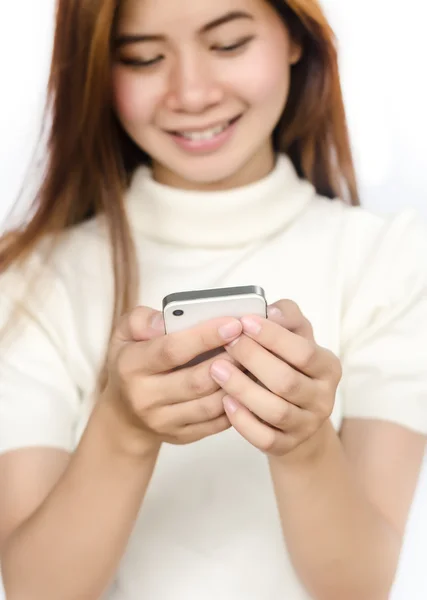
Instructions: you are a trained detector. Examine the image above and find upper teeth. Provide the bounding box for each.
[181,122,229,141]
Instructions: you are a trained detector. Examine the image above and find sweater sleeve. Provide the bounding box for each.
[340,209,427,434]
[0,256,82,455]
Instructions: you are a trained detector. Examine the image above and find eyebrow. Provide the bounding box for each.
[115,10,254,48]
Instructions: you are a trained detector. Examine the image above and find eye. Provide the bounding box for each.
[119,55,164,68]
[213,36,254,53]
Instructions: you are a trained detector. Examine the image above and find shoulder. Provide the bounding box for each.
[295,195,427,342]
[345,204,427,294]
[49,215,112,277]
[306,191,424,245]
[305,194,427,285]
[0,215,113,331]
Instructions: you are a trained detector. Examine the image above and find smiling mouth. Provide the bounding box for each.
[168,115,242,142]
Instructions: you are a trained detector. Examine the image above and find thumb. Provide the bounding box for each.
[114,306,165,347]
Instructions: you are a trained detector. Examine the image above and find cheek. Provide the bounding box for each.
[227,40,291,110]
[111,68,158,126]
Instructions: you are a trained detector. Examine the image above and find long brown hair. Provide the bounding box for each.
[1,0,359,388]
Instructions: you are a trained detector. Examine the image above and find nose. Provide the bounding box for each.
[165,52,224,114]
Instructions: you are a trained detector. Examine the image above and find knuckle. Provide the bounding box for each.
[159,337,182,367]
[321,350,342,384]
[302,318,314,339]
[258,430,277,454]
[284,435,299,454]
[275,299,296,311]
[174,433,191,445]
[283,373,302,397]
[182,427,207,445]
[164,428,182,444]
[147,411,168,435]
[127,377,152,415]
[197,415,231,441]
[187,368,216,397]
[331,356,343,383]
[325,392,335,415]
[322,395,335,419]
[269,444,287,457]
[178,428,202,445]
[305,417,320,440]
[280,299,300,318]
[128,306,149,337]
[305,318,314,334]
[198,395,224,421]
[125,374,141,402]
[312,386,333,417]
[298,342,317,369]
[287,299,300,312]
[171,415,231,446]
[271,368,292,397]
[209,414,232,434]
[272,402,291,428]
[128,308,141,333]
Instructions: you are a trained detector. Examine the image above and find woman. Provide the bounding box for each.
[1,0,426,598]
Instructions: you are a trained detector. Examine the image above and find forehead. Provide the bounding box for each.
[116,0,266,31]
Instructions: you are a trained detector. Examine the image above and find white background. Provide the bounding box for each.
[1,1,426,598]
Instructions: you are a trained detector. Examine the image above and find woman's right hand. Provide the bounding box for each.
[103,306,243,455]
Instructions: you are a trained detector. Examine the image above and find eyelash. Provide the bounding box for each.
[120,56,163,68]
[119,36,254,69]
[214,36,254,53]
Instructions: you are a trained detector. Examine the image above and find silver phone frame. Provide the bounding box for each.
[162,285,266,311]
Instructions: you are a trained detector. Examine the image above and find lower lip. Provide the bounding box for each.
[169,117,240,154]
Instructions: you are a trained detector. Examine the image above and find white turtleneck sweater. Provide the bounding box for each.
[1,155,427,599]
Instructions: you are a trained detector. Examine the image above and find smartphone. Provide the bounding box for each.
[163,285,267,334]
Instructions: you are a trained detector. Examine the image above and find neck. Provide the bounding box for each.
[126,154,317,249]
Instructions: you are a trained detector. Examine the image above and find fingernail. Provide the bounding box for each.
[211,362,231,383]
[218,320,242,340]
[223,395,239,414]
[241,316,262,335]
[267,306,282,319]
[150,313,165,331]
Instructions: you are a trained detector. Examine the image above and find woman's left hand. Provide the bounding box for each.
[209,300,342,457]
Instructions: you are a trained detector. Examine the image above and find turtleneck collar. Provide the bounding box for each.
[126,154,316,249]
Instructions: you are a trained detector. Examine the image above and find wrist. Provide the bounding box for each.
[269,420,336,470]
[95,390,162,461]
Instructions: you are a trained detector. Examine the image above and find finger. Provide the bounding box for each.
[267,301,314,341]
[115,307,165,345]
[210,359,308,429]
[238,316,333,379]
[147,350,239,405]
[180,414,232,444]
[110,307,165,365]
[153,389,227,430]
[222,397,293,456]
[225,335,316,407]
[139,317,243,374]
[174,346,239,370]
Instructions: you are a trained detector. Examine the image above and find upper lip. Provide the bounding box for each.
[166,115,241,134]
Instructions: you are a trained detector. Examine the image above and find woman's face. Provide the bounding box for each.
[112,0,301,189]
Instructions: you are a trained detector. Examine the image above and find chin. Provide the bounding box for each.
[181,162,241,184]
[155,149,259,190]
